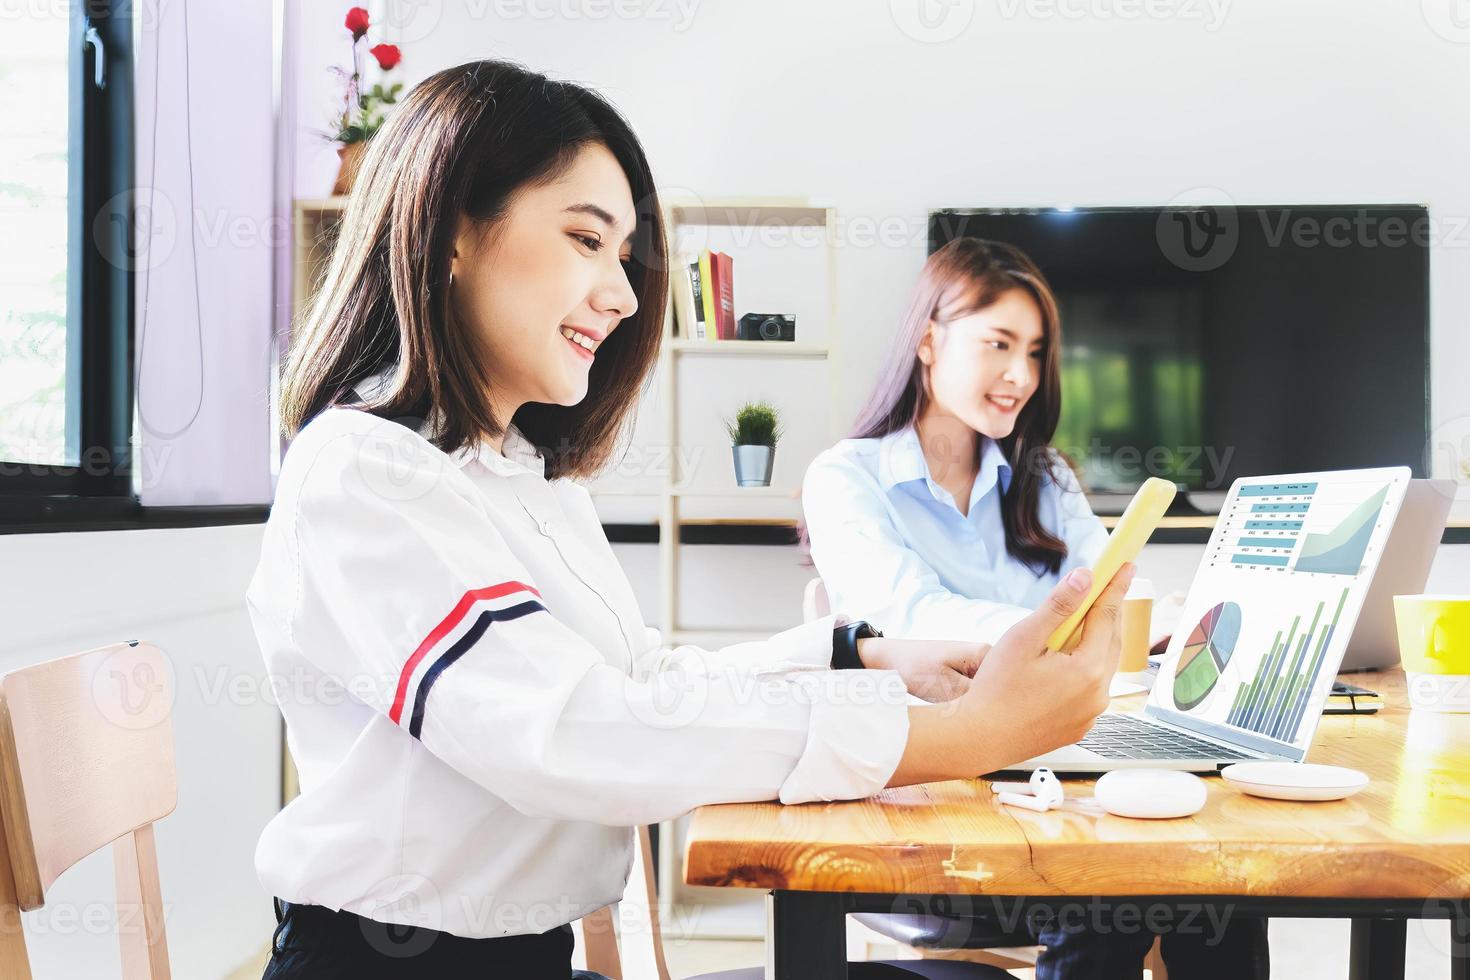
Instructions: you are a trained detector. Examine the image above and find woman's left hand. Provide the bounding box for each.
[855,637,990,702]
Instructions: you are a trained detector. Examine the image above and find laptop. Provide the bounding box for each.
[1338,479,1453,671]
[1013,467,1414,775]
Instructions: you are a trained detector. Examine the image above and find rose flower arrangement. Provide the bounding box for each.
[329,6,404,194]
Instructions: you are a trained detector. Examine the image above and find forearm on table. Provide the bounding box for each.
[887,703,997,787]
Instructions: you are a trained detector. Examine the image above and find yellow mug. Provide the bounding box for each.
[1393,594,1470,713]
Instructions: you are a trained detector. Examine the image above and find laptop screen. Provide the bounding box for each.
[1145,467,1411,760]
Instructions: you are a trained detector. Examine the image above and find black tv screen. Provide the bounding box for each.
[928,206,1430,504]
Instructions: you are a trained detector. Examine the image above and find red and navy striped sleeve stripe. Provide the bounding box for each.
[388,581,546,739]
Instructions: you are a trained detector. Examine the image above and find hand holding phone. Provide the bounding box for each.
[1047,477,1177,653]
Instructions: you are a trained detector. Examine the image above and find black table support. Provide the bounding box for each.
[767,892,1468,980]
[1350,918,1406,980]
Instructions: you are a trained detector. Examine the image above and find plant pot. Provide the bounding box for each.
[732,444,775,487]
[332,141,367,196]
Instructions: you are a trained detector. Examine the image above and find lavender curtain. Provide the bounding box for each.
[135,0,279,506]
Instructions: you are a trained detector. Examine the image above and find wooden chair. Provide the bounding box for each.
[801,577,831,622]
[0,641,178,979]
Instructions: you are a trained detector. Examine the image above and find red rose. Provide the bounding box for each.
[344,7,370,40]
[369,43,402,70]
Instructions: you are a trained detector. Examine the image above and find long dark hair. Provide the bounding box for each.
[825,238,1069,575]
[280,60,668,480]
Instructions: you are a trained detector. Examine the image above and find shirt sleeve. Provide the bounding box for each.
[283,415,908,826]
[801,454,1031,643]
[633,614,850,677]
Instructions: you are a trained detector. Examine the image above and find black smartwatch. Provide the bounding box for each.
[832,620,882,670]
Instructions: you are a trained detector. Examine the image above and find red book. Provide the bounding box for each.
[712,251,735,340]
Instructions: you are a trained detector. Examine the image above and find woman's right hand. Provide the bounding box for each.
[888,562,1135,787]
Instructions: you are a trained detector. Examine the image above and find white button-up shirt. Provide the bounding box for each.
[802,426,1108,643]
[245,372,909,939]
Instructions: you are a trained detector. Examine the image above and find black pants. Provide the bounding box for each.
[262,899,613,980]
[1032,908,1270,979]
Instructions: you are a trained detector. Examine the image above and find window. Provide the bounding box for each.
[1,2,134,524]
[1,14,70,466]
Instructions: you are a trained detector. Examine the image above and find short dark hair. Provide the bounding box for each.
[280,60,668,480]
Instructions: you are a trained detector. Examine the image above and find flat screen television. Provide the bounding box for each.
[928,205,1430,510]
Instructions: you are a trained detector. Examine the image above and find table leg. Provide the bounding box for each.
[1453,902,1469,980]
[770,891,846,980]
[1348,918,1406,980]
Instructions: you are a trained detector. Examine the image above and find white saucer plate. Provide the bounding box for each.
[1220,762,1369,802]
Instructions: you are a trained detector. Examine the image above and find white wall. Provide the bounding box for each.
[293,0,1470,503]
[1,525,279,978]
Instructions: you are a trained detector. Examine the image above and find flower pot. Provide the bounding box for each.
[332,141,366,196]
[732,444,775,487]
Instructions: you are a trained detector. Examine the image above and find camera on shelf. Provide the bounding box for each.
[736,313,796,342]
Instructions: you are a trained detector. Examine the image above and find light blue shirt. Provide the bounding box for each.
[801,426,1109,643]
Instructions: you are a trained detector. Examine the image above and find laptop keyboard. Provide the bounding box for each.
[1077,713,1257,762]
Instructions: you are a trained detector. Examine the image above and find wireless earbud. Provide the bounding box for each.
[996,767,1065,812]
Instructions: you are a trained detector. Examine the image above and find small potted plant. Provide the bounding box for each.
[725,401,782,487]
[329,7,404,195]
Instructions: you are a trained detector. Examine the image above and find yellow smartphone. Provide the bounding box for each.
[1047,476,1177,653]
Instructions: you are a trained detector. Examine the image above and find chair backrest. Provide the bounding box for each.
[0,640,178,979]
[802,577,830,623]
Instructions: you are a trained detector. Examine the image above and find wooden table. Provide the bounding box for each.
[684,669,1470,979]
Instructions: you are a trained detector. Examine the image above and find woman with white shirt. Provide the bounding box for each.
[803,238,1109,645]
[247,62,1132,979]
[801,239,1268,980]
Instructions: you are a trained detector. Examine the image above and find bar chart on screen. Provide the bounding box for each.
[1223,587,1349,742]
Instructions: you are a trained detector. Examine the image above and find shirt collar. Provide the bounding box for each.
[976,435,1014,502]
[876,425,1013,506]
[350,365,547,479]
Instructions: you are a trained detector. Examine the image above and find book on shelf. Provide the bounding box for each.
[696,250,718,342]
[671,255,699,339]
[671,248,739,342]
[710,250,735,339]
[686,256,707,339]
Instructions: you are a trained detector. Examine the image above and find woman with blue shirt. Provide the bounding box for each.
[804,238,1108,645]
[802,238,1268,980]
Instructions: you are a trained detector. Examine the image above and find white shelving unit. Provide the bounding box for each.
[642,196,839,638]
[633,197,840,935]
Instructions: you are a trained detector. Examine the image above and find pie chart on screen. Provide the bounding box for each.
[1173,601,1243,711]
